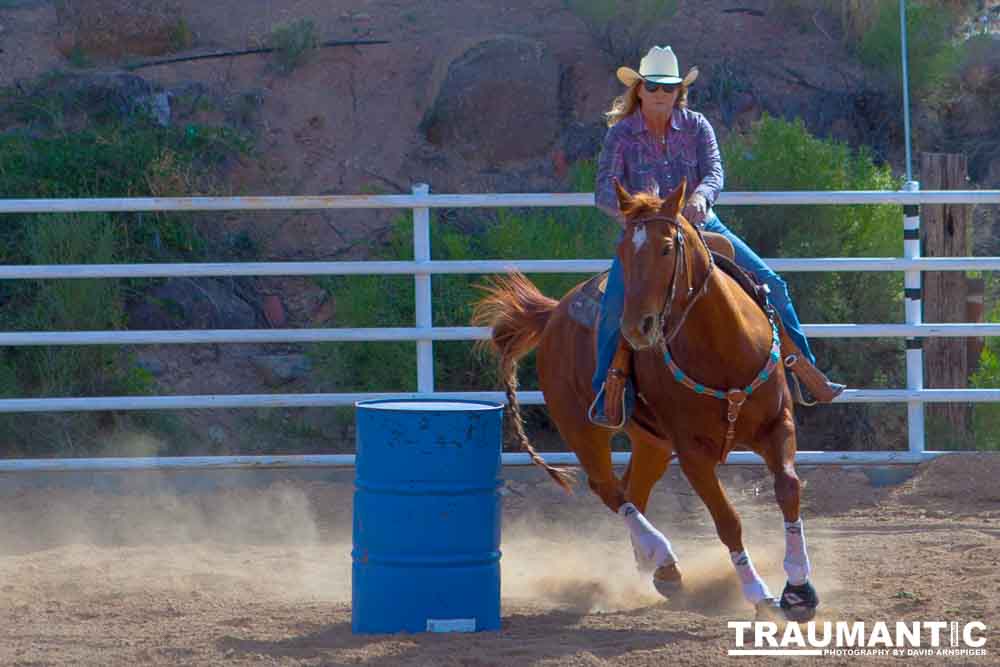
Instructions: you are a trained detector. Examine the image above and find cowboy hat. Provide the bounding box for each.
[617,46,698,87]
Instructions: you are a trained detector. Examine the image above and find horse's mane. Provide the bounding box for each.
[620,190,667,221]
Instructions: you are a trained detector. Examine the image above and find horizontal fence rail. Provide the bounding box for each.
[2,190,1000,214]
[0,256,998,280]
[0,323,999,346]
[2,187,999,471]
[0,450,947,474]
[1,389,1000,414]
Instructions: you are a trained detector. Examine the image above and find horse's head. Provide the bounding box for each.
[614,178,700,350]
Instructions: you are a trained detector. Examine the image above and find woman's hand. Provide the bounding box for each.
[682,192,708,226]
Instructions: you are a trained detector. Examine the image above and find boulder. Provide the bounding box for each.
[41,72,172,125]
[129,278,260,330]
[262,295,287,328]
[252,354,312,386]
[421,36,560,164]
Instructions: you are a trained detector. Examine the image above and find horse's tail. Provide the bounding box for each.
[472,273,575,493]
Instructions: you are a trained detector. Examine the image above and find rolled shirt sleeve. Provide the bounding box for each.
[693,114,724,208]
[594,125,626,224]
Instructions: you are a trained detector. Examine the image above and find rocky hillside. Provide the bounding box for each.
[1,0,998,455]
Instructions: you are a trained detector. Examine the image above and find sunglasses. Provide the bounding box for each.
[643,80,679,94]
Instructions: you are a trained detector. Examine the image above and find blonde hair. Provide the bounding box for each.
[605,81,689,127]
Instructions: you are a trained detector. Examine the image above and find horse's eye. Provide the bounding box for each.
[662,239,673,256]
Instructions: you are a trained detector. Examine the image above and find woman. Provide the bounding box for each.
[590,45,844,427]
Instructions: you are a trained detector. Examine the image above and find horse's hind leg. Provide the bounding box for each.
[544,399,623,511]
[759,409,819,621]
[677,440,780,618]
[622,427,682,596]
[537,315,624,511]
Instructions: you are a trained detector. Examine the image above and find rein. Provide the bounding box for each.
[629,214,781,462]
[628,213,715,347]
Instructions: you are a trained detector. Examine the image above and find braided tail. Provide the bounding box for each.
[499,354,576,493]
[472,273,576,493]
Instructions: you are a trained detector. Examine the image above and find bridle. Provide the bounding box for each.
[624,212,782,463]
[625,213,716,351]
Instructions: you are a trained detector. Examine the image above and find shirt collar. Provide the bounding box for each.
[624,108,686,135]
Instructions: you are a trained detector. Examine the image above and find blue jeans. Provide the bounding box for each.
[591,212,815,395]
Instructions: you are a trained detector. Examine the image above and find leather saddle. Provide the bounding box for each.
[568,253,771,331]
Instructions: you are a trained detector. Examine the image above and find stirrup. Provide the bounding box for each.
[588,380,636,430]
[786,368,817,407]
[588,382,626,429]
[784,354,845,406]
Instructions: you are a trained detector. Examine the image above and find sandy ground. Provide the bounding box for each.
[1,454,999,666]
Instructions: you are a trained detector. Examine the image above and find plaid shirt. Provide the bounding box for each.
[595,108,724,222]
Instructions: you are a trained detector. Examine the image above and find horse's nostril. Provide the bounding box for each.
[641,315,655,337]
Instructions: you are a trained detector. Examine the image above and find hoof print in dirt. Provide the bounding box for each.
[780,581,819,622]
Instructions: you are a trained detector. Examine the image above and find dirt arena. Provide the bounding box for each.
[1,453,998,666]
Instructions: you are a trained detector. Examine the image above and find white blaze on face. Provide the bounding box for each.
[632,224,647,254]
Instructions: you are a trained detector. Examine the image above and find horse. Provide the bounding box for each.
[472,179,818,621]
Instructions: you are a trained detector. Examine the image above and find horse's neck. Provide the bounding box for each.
[667,265,773,388]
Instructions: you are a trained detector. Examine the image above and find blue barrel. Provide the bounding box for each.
[352,399,503,634]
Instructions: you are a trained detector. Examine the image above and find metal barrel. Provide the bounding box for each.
[352,399,503,634]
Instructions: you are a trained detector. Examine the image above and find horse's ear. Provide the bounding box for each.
[613,178,631,211]
[660,178,687,216]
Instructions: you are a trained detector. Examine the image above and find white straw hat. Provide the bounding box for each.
[617,46,698,87]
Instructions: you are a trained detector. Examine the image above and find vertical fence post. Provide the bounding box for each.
[902,179,924,453]
[412,183,434,393]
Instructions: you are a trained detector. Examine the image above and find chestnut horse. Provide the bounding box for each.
[472,179,818,621]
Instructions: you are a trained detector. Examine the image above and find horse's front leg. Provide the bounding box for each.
[574,437,679,591]
[622,426,681,596]
[761,407,819,621]
[678,439,780,618]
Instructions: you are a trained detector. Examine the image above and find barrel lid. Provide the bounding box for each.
[355,399,503,412]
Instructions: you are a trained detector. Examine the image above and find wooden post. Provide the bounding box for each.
[919,153,972,438]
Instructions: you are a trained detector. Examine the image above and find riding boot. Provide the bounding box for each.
[604,336,633,425]
[778,326,845,405]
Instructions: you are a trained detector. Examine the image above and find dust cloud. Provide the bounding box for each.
[0,439,843,618]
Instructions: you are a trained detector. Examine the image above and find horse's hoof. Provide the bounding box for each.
[652,562,683,598]
[780,581,819,622]
[754,597,783,622]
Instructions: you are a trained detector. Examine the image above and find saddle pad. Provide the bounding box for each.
[568,271,608,330]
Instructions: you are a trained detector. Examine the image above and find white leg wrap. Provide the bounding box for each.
[731,550,772,605]
[619,502,678,571]
[783,518,811,586]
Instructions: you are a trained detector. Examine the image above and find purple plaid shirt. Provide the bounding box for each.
[595,108,724,222]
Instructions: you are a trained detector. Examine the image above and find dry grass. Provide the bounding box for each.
[55,0,192,60]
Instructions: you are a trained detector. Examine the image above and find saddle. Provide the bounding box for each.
[568,272,609,329]
[712,252,773,316]
[568,253,771,331]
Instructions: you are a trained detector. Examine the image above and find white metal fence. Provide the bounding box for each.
[1,185,999,472]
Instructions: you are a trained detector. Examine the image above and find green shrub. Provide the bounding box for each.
[718,114,905,444]
[0,215,157,455]
[855,1,967,99]
[309,161,616,395]
[970,296,1000,451]
[0,216,144,394]
[0,84,251,455]
[268,18,319,73]
[168,17,194,53]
